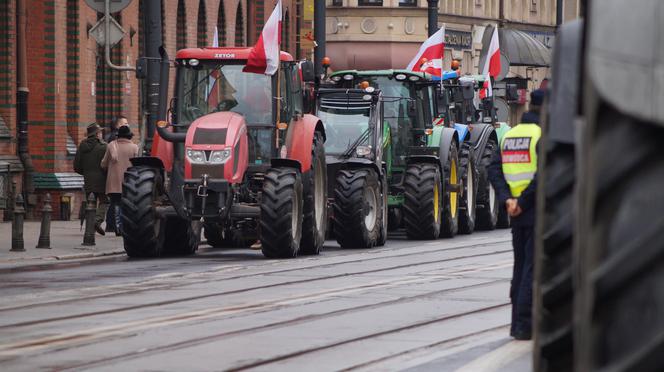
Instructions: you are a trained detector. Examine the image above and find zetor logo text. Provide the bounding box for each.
[502,137,531,163]
[214,53,236,59]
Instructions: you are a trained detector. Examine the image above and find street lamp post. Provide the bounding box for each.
[427,0,439,37]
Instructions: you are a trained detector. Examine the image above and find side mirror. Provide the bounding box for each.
[437,90,449,118]
[461,81,475,100]
[300,61,315,83]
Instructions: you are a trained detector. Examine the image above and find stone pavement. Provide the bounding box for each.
[0,220,125,270]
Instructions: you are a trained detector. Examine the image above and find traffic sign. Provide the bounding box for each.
[89,16,126,48]
[85,0,132,13]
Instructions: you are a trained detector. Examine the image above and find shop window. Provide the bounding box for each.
[331,0,343,6]
[399,0,417,6]
[358,0,383,6]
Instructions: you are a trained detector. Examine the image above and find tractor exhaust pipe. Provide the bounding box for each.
[314,0,326,78]
[156,47,186,143]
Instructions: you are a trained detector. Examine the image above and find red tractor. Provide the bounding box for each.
[121,48,327,258]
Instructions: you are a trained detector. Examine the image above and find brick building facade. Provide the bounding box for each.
[0,0,315,220]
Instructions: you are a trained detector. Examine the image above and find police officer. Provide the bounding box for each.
[488,89,544,340]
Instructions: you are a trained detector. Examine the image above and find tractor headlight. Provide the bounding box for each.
[209,149,232,164]
[186,149,206,164]
[356,145,372,157]
[409,75,420,82]
[343,74,354,81]
[331,75,342,82]
[395,74,407,81]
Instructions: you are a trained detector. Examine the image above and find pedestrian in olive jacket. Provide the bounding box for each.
[74,123,108,235]
[101,125,138,236]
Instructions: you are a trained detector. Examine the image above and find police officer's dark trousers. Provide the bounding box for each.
[510,225,534,335]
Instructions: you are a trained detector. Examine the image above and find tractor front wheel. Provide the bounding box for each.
[334,169,382,248]
[475,137,499,230]
[403,163,442,240]
[260,167,303,258]
[121,166,164,257]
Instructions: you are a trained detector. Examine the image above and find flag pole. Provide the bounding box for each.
[275,63,281,149]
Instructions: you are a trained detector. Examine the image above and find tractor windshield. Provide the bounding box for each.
[317,94,374,156]
[176,63,273,126]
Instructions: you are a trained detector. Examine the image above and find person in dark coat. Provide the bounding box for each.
[74,123,108,235]
[487,89,544,340]
[104,115,128,143]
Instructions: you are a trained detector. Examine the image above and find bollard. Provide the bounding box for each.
[36,193,52,249]
[11,194,26,252]
[82,193,96,246]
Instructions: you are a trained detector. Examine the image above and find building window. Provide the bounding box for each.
[331,0,343,6]
[399,0,416,6]
[530,0,538,12]
[235,2,244,46]
[197,0,207,47]
[176,0,186,50]
[358,0,383,6]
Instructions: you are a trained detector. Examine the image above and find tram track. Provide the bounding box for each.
[0,245,511,329]
[41,278,509,370]
[0,238,510,315]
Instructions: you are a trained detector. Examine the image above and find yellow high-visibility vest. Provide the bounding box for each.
[500,123,541,197]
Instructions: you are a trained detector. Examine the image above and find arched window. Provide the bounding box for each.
[282,9,290,53]
[217,1,226,46]
[197,0,207,47]
[234,2,244,46]
[176,0,186,50]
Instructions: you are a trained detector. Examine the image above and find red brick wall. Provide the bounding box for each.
[0,0,17,161]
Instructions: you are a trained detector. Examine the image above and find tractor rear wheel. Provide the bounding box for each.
[260,167,303,258]
[300,132,327,255]
[440,141,460,238]
[121,166,164,257]
[334,169,382,248]
[162,217,200,256]
[458,143,477,234]
[403,163,442,240]
[475,137,499,230]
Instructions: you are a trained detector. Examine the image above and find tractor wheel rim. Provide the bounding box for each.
[450,158,458,218]
[314,160,325,234]
[364,187,378,231]
[433,181,440,223]
[489,184,496,216]
[466,165,474,215]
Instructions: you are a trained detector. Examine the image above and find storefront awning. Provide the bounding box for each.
[499,29,551,67]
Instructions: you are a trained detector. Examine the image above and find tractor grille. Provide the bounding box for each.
[191,164,224,178]
[193,128,227,145]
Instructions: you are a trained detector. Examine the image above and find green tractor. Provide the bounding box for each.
[316,87,389,248]
[329,70,463,239]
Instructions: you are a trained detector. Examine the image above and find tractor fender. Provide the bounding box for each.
[454,123,470,142]
[150,130,173,172]
[130,156,165,171]
[467,123,497,164]
[284,114,325,173]
[271,158,302,171]
[341,158,383,180]
[434,127,459,172]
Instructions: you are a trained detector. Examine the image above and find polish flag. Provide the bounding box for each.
[406,26,445,77]
[243,0,282,75]
[479,26,501,98]
[208,26,221,109]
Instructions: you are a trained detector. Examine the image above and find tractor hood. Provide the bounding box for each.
[185,112,247,150]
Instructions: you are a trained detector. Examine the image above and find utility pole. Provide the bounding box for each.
[141,0,164,154]
[314,0,326,78]
[16,0,34,199]
[556,0,564,26]
[427,0,439,37]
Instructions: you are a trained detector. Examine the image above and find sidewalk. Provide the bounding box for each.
[0,220,126,269]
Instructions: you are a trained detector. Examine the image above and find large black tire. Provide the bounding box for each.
[574,108,664,372]
[300,132,327,255]
[458,142,477,234]
[534,129,575,372]
[260,167,303,258]
[376,178,388,246]
[121,166,164,257]
[403,163,442,240]
[475,136,499,230]
[440,141,460,238]
[334,169,382,248]
[162,217,199,256]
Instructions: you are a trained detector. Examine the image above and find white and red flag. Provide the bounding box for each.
[479,25,501,98]
[243,0,282,75]
[406,26,445,77]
